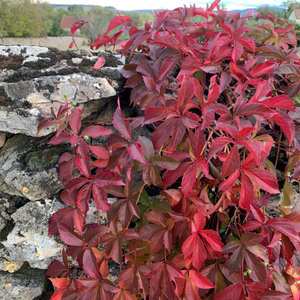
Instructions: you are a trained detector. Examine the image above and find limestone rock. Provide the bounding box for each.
[0,263,47,300]
[0,74,116,136]
[0,46,126,137]
[1,198,65,271]
[0,134,70,200]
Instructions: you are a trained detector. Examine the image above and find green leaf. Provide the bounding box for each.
[151,156,179,170]
[282,179,295,206]
[139,189,150,205]
[151,199,172,212]
[293,93,300,107]
[285,155,299,175]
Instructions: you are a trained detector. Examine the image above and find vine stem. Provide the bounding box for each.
[274,132,282,169]
[125,182,146,230]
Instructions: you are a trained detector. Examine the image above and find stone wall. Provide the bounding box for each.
[0,37,89,51]
[0,45,148,299]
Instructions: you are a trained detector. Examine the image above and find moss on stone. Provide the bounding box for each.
[24,149,60,171]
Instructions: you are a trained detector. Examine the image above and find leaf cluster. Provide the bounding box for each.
[39,1,300,299]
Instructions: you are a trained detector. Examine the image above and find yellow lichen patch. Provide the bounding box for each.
[5,263,17,273]
[3,282,11,288]
[3,261,10,264]
[35,253,41,258]
[20,186,29,193]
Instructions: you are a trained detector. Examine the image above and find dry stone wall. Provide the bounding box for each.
[0,45,145,299]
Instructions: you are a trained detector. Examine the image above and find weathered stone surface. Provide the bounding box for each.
[1,198,65,271]
[0,45,49,64]
[0,134,70,200]
[85,198,116,226]
[0,45,136,299]
[0,46,125,137]
[0,262,47,300]
[0,74,116,136]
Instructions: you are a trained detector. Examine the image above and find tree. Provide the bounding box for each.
[47,8,72,37]
[39,2,56,37]
[68,5,86,20]
[281,0,300,19]
[0,0,41,37]
[257,5,281,17]
[80,6,117,41]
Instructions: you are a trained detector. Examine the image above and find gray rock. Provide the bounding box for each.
[85,198,117,226]
[0,74,116,136]
[0,46,127,137]
[0,134,70,200]
[0,45,49,65]
[0,263,47,300]
[0,177,23,198]
[1,198,65,271]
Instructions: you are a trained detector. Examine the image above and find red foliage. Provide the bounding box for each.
[38,1,300,299]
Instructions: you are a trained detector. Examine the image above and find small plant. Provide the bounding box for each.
[69,20,87,49]
[39,1,300,299]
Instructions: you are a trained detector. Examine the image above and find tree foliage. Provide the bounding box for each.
[281,0,300,19]
[39,1,300,299]
[0,0,42,37]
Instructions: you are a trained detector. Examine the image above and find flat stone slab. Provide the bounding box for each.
[0,74,116,136]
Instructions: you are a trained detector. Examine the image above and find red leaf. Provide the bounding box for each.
[81,126,112,138]
[77,182,92,215]
[57,221,84,246]
[113,99,132,140]
[69,41,75,49]
[181,165,197,199]
[156,56,179,83]
[46,259,69,277]
[105,15,133,35]
[259,290,292,300]
[219,169,240,191]
[208,137,232,160]
[271,111,295,146]
[182,233,206,271]
[266,218,300,243]
[82,248,102,279]
[232,40,243,62]
[213,283,244,300]
[92,185,111,212]
[261,95,296,111]
[48,132,69,145]
[244,168,279,194]
[200,229,223,252]
[222,144,240,179]
[76,141,92,178]
[49,278,69,289]
[71,20,87,37]
[89,34,112,49]
[127,143,148,164]
[151,118,174,150]
[69,109,83,135]
[67,177,91,192]
[189,269,215,289]
[93,169,124,188]
[73,208,85,234]
[239,172,255,208]
[144,107,172,124]
[220,71,232,93]
[92,56,106,69]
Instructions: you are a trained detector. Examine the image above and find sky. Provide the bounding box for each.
[46,0,283,12]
